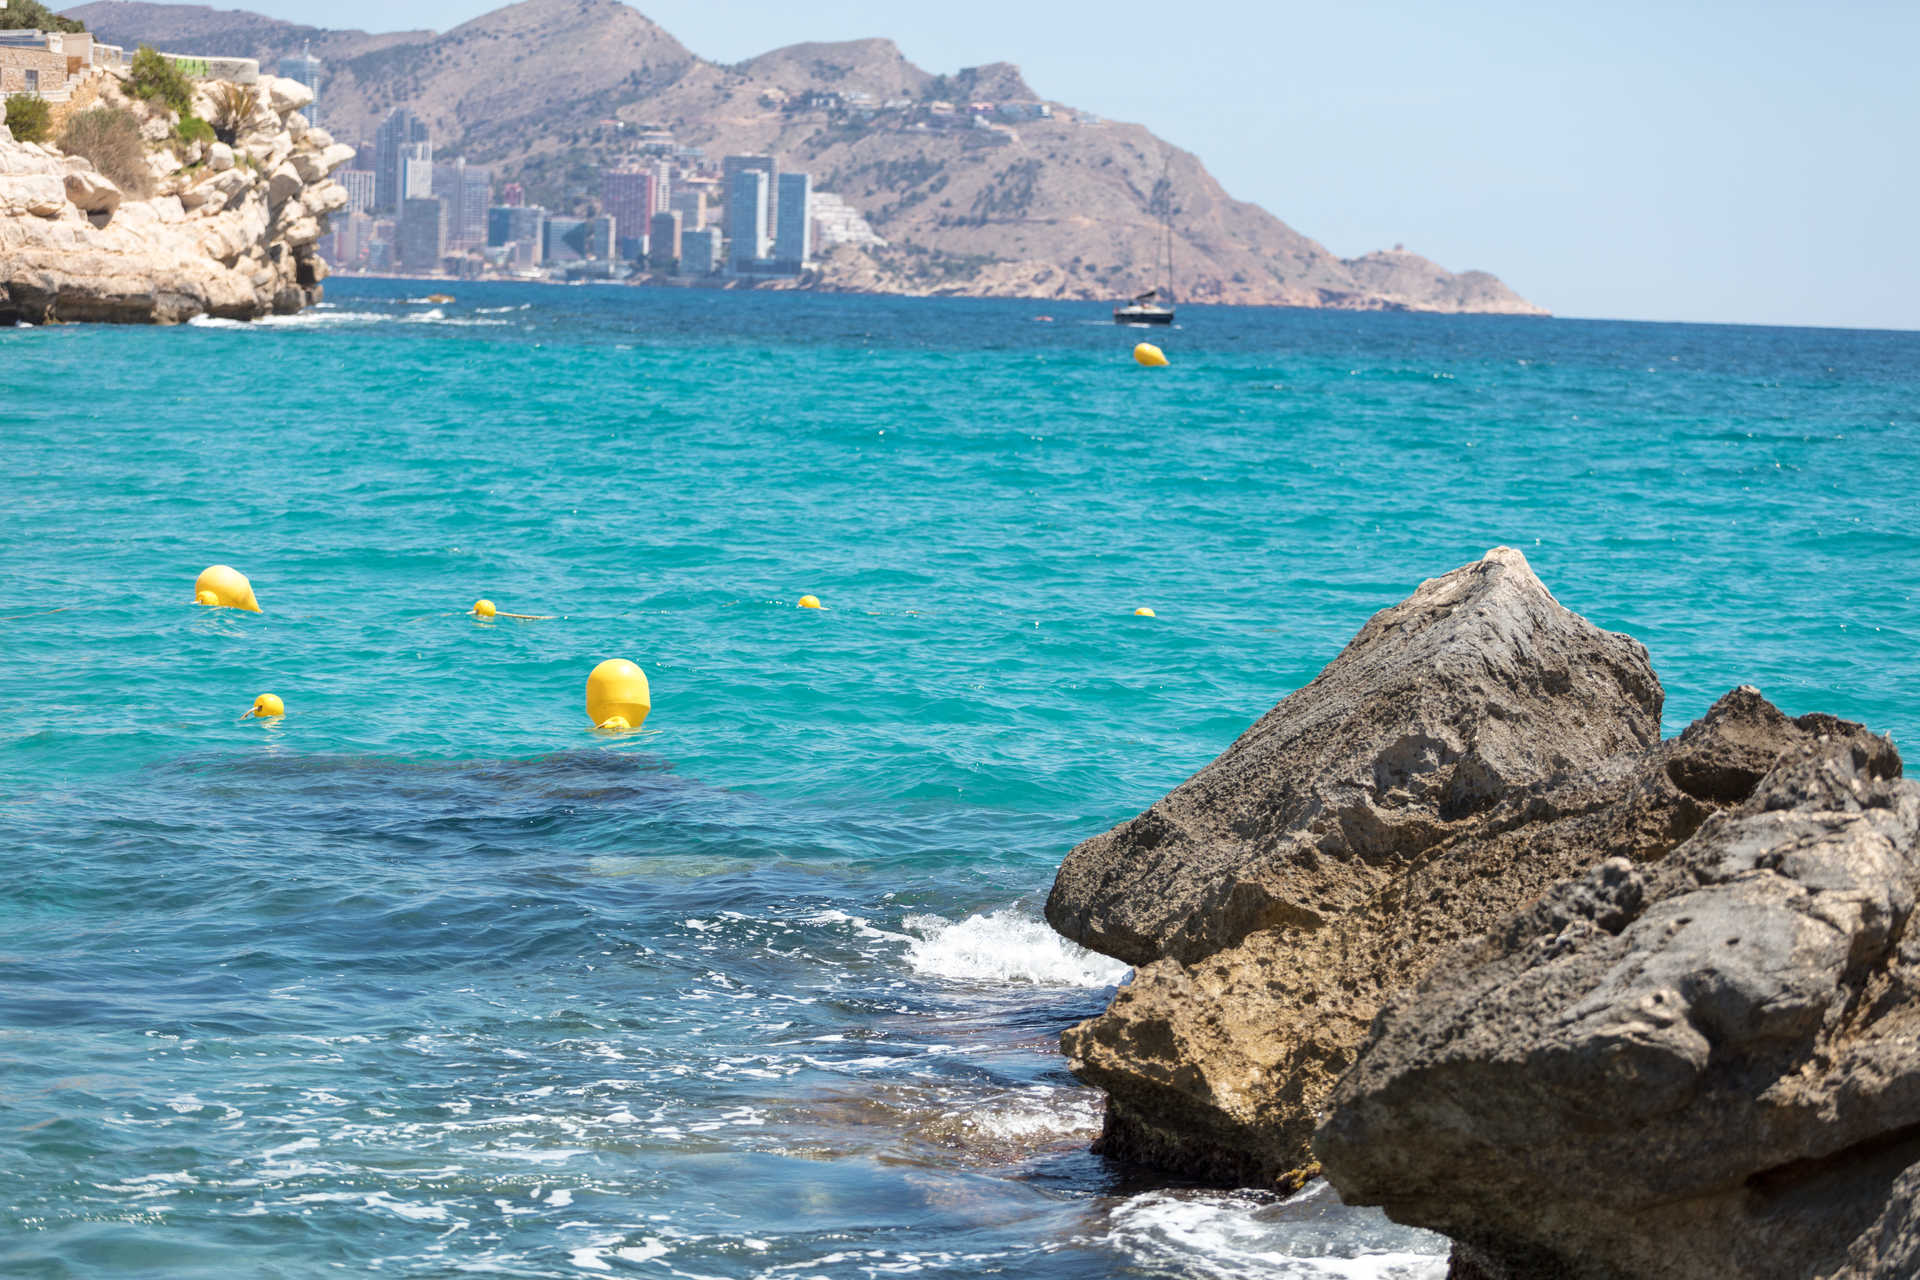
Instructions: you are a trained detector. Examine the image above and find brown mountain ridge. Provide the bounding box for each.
[65,0,1546,312]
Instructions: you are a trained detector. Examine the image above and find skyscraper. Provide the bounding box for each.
[648,210,681,271]
[373,108,430,214]
[401,152,434,202]
[432,159,491,251]
[338,169,375,216]
[398,196,447,270]
[773,171,812,270]
[721,154,775,238]
[726,167,768,271]
[278,49,322,122]
[669,189,705,231]
[681,226,720,276]
[600,170,654,261]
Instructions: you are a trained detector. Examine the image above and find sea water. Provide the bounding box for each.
[2,282,1916,1278]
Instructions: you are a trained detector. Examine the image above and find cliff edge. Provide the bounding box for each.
[0,70,352,324]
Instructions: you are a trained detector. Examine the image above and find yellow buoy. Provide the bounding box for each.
[1135,607,1156,617]
[193,564,262,612]
[797,595,822,610]
[248,693,284,718]
[474,598,497,618]
[1133,342,1169,367]
[586,658,651,731]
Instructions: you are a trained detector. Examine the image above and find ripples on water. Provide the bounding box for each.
[3,284,1916,1277]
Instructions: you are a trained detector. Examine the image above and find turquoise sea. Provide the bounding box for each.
[3,281,1917,1278]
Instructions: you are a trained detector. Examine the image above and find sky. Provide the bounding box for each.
[148,0,1920,327]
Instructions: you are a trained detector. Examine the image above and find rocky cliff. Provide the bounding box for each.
[66,0,1547,314]
[1047,549,1920,1277]
[0,70,353,323]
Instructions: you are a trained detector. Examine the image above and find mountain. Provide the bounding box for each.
[65,0,1546,313]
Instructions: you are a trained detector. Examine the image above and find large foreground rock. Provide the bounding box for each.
[1064,683,1843,1184]
[1317,730,1920,1279]
[1047,547,1662,968]
[0,73,351,324]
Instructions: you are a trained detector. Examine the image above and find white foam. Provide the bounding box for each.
[1107,1185,1449,1280]
[901,910,1129,987]
[955,1086,1101,1141]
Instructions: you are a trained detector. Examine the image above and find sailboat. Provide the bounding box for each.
[1114,157,1176,325]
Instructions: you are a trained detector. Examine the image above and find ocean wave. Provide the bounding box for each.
[1108,1184,1449,1280]
[901,908,1129,987]
[188,310,392,329]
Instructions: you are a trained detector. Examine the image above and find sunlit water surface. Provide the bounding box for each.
[4,283,1917,1278]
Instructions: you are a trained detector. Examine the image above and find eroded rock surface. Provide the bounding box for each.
[1064,682,1844,1185]
[0,72,348,324]
[1047,547,1662,968]
[1316,730,1920,1280]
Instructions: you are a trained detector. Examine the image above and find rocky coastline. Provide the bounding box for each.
[1048,548,1919,1277]
[0,70,351,324]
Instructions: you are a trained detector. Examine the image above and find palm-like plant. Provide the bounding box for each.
[208,82,260,145]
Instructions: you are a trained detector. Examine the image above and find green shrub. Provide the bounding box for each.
[5,95,52,144]
[176,114,214,146]
[129,45,193,116]
[0,0,85,33]
[59,107,153,198]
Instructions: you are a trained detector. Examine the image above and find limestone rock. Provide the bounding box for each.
[1316,732,1920,1280]
[1048,547,1661,968]
[0,77,348,324]
[64,169,122,215]
[1063,684,1839,1185]
[265,75,315,115]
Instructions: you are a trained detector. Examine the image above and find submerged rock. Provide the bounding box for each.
[1317,730,1920,1280]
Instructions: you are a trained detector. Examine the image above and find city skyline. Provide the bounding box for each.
[188,0,1920,330]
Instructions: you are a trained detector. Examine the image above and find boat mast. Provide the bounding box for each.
[1161,151,1174,303]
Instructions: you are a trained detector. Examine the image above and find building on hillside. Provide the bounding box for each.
[600,169,654,262]
[432,158,491,251]
[397,197,446,270]
[500,182,525,206]
[277,48,322,120]
[650,159,671,216]
[680,226,720,277]
[809,191,886,250]
[374,108,430,214]
[771,171,812,271]
[648,210,681,271]
[338,168,376,216]
[487,204,546,267]
[669,188,705,231]
[721,154,774,236]
[725,168,769,272]
[0,30,80,99]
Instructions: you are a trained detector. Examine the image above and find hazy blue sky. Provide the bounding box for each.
[194,0,1918,327]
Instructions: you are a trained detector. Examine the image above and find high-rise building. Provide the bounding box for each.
[338,168,376,216]
[278,49,323,121]
[432,159,491,250]
[373,108,430,214]
[501,182,525,207]
[648,210,681,271]
[773,171,812,270]
[721,154,774,235]
[543,215,616,263]
[600,170,654,261]
[398,196,446,269]
[669,189,705,231]
[681,226,720,276]
[651,160,671,216]
[726,167,768,271]
[488,204,546,265]
[401,152,434,203]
